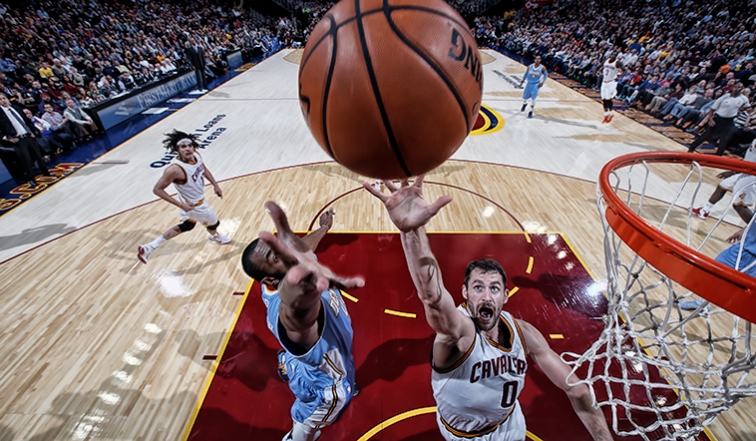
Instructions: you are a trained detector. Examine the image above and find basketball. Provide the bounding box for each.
[298,0,483,179]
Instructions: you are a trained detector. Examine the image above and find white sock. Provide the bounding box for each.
[604,111,610,116]
[702,202,714,212]
[150,235,166,248]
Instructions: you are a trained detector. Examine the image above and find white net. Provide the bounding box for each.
[565,156,756,441]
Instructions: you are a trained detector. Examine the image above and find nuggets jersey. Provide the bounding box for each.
[172,153,205,205]
[602,60,619,82]
[524,64,547,84]
[262,285,356,393]
[432,306,528,438]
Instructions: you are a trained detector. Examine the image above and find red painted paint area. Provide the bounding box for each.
[473,113,485,131]
[187,233,709,441]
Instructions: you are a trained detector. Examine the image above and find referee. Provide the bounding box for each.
[688,82,750,155]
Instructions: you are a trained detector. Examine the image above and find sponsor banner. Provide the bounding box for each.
[96,71,196,130]
[226,50,243,69]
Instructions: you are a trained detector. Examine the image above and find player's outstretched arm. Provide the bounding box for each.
[301,207,334,252]
[517,319,613,441]
[363,177,471,341]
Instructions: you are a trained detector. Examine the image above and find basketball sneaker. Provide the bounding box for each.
[527,111,533,119]
[208,232,231,244]
[606,114,614,123]
[691,207,709,220]
[602,116,609,124]
[678,298,706,311]
[277,350,290,382]
[521,103,527,112]
[137,243,156,264]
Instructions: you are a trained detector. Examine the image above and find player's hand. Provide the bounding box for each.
[727,228,745,244]
[319,207,334,230]
[180,201,194,212]
[214,184,223,198]
[363,175,452,232]
[717,171,735,179]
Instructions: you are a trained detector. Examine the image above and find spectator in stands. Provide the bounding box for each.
[63,99,99,140]
[41,102,80,142]
[23,107,66,156]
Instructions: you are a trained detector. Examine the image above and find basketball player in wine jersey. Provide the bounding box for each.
[137,130,230,263]
[365,177,612,441]
[601,54,624,124]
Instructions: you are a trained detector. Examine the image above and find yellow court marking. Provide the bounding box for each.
[384,309,417,319]
[356,405,545,441]
[524,232,532,243]
[180,278,254,441]
[508,286,519,298]
[526,256,534,274]
[549,334,565,339]
[340,290,359,303]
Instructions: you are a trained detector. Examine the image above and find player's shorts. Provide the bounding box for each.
[601,81,617,100]
[716,244,756,277]
[288,356,355,429]
[522,82,540,101]
[437,402,526,441]
[719,174,756,208]
[179,200,219,226]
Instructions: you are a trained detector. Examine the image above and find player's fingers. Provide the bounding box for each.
[331,275,365,290]
[362,182,388,201]
[400,179,410,188]
[384,179,398,192]
[428,195,453,216]
[414,174,426,189]
[265,201,293,234]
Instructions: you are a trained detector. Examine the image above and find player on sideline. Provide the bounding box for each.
[600,53,623,124]
[692,139,756,222]
[518,55,548,119]
[364,177,612,441]
[241,203,362,441]
[137,130,230,263]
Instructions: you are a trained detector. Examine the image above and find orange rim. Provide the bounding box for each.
[599,152,756,322]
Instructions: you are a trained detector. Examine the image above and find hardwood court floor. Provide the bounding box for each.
[0,49,753,441]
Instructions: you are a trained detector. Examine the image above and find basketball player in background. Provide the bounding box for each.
[692,138,756,223]
[518,55,548,119]
[137,130,230,263]
[601,53,623,123]
[364,177,612,441]
[241,202,361,441]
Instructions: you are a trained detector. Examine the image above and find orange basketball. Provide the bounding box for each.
[298,0,483,179]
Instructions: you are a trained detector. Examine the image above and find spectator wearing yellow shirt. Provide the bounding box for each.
[38,61,53,79]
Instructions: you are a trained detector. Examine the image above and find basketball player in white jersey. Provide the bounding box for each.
[692,138,756,223]
[600,54,623,124]
[365,177,612,441]
[137,130,230,263]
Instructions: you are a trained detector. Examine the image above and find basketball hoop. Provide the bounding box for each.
[566,152,756,440]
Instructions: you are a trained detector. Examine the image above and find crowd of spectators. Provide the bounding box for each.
[0,0,297,155]
[482,0,756,154]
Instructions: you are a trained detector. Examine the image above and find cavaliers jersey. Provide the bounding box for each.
[431,305,528,437]
[172,153,206,205]
[745,139,756,163]
[262,285,356,391]
[602,60,619,82]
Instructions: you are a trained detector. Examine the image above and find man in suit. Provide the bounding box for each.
[0,92,52,181]
[184,39,207,93]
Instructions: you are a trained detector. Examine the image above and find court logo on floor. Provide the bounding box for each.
[0,163,84,215]
[471,103,505,135]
